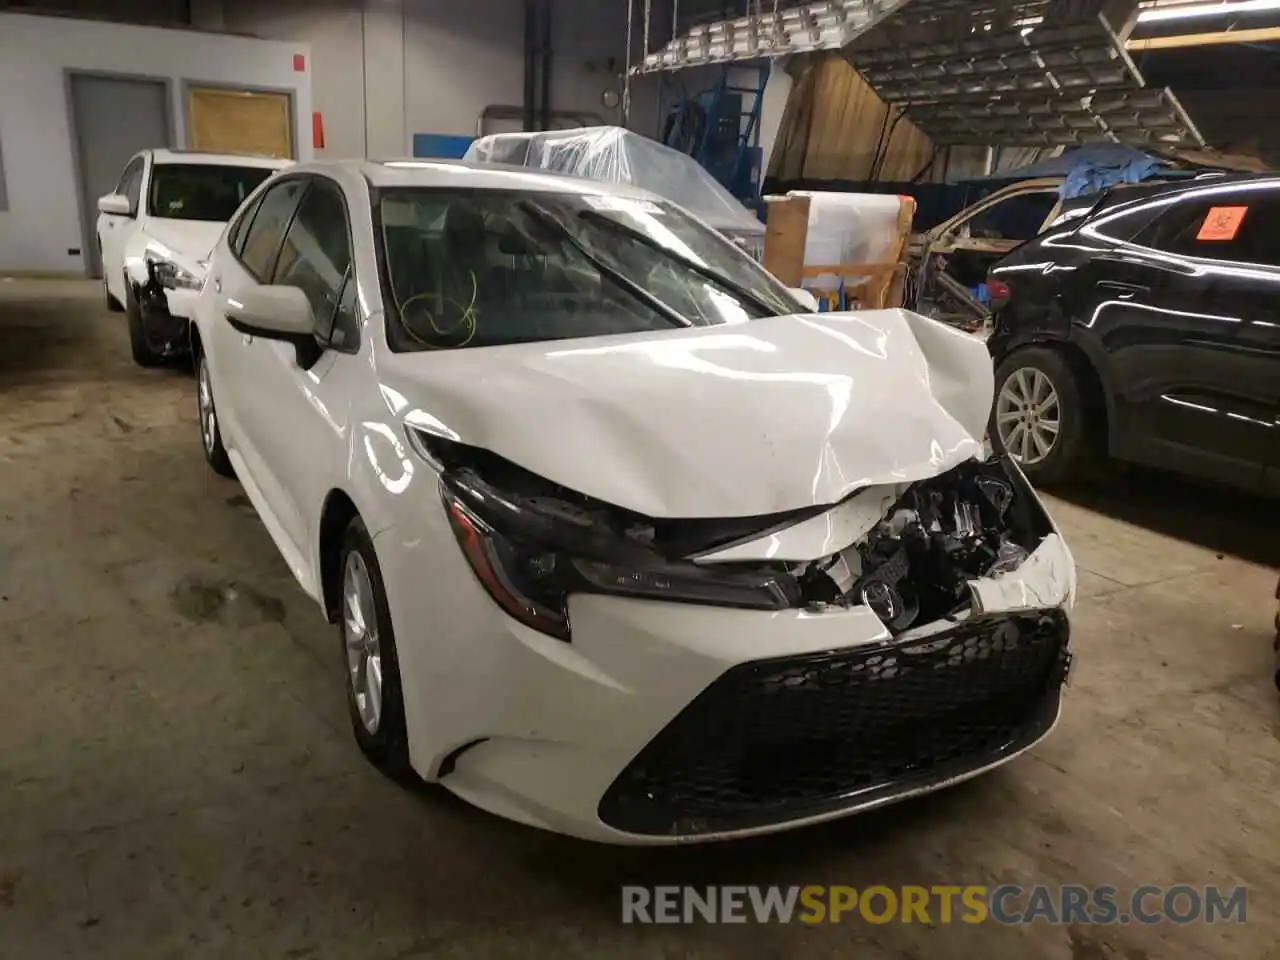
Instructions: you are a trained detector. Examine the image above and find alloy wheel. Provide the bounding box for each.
[197,358,217,455]
[343,551,383,734]
[996,366,1061,466]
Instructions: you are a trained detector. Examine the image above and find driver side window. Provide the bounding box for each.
[116,158,145,216]
[270,178,358,352]
[237,178,308,281]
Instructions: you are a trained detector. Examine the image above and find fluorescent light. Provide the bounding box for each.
[1139,0,1280,22]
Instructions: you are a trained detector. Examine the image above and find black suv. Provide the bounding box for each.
[986,174,1280,496]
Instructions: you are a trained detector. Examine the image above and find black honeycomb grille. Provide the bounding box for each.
[600,611,1070,836]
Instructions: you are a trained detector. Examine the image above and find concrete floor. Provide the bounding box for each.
[1,278,1278,959]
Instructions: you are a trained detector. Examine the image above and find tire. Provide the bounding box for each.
[196,353,234,478]
[339,516,412,779]
[991,346,1091,485]
[125,281,164,367]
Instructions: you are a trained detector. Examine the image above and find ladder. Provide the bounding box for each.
[663,60,770,205]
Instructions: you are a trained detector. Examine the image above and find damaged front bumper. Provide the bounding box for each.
[136,260,202,358]
[597,458,1075,838]
[399,438,1075,843]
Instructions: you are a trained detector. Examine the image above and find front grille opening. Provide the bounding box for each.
[599,611,1069,837]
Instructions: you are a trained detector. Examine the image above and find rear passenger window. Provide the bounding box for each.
[1130,187,1280,266]
[238,178,308,281]
[1132,202,1223,257]
[1089,202,1163,243]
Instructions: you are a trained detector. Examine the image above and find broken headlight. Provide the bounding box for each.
[146,255,202,291]
[439,468,800,642]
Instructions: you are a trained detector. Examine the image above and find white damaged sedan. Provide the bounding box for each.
[191,159,1076,844]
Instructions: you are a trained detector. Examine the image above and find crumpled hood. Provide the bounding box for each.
[382,310,995,519]
[143,219,225,270]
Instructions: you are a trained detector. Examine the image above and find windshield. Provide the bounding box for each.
[378,188,797,351]
[148,164,275,222]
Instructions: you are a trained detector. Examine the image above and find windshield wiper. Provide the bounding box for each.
[576,208,784,318]
[516,201,691,328]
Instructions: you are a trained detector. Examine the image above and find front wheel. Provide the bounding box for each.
[340,517,412,779]
[125,281,164,367]
[196,353,234,478]
[991,346,1091,485]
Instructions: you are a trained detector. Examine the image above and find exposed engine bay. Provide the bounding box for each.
[424,432,1052,637]
[790,458,1048,633]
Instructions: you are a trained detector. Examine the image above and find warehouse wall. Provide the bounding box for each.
[0,12,312,275]
[203,0,654,158]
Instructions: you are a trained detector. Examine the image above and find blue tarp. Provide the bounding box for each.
[961,144,1187,199]
[412,134,476,159]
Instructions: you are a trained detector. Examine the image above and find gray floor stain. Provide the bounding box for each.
[170,575,286,627]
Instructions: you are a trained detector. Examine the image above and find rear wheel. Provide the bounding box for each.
[992,346,1091,485]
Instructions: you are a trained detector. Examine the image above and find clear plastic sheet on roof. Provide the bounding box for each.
[465,126,765,247]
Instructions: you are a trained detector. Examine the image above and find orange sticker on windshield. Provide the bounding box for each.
[1197,206,1248,241]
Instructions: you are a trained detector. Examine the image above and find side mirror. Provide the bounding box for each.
[788,287,820,312]
[226,285,316,339]
[225,285,325,368]
[98,193,132,217]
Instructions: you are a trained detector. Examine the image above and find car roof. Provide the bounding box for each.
[289,157,665,201]
[149,148,293,170]
[1097,171,1280,205]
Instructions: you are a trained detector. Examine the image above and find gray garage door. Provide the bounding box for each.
[69,74,172,277]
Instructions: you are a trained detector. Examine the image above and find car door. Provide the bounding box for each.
[206,174,312,554]
[101,155,146,298]
[1072,182,1276,491]
[212,173,359,568]
[1185,186,1280,480]
[244,174,360,560]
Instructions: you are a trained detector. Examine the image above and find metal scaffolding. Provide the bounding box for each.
[628,1,915,74]
[623,0,1204,147]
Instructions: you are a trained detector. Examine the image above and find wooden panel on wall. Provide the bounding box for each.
[189,87,293,159]
[770,52,933,185]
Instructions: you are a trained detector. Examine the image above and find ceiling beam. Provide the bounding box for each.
[1126,24,1280,49]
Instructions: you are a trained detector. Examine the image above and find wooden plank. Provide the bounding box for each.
[883,195,917,309]
[763,195,811,288]
[1126,26,1280,52]
[188,87,293,159]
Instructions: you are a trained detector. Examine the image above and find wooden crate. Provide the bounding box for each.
[763,192,917,310]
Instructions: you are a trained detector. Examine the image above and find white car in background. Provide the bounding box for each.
[96,149,292,366]
[192,159,1076,845]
